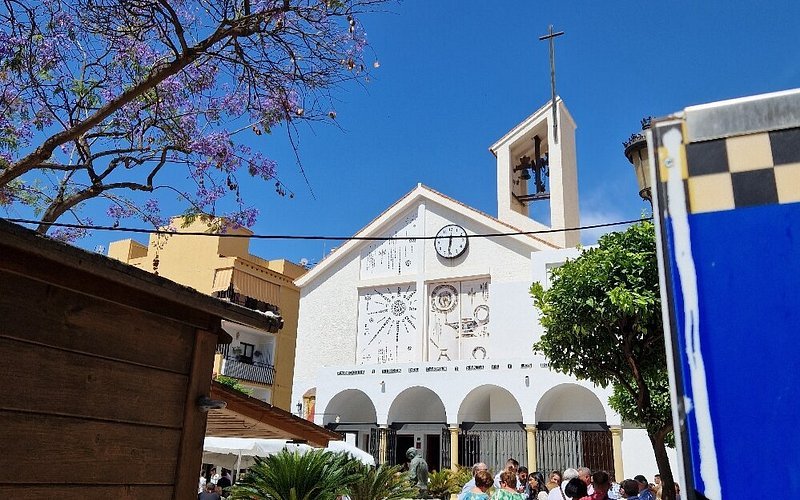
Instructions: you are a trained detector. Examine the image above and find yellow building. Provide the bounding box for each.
[108,216,305,410]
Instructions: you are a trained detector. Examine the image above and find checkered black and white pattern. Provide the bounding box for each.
[656,126,800,214]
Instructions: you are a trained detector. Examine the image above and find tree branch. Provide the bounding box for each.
[2,18,241,187]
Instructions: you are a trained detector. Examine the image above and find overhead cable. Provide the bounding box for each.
[2,216,653,241]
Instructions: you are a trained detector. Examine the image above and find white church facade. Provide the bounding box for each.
[291,99,673,480]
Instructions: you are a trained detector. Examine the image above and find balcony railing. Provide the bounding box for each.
[219,354,276,386]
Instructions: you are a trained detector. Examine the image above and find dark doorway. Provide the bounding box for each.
[395,434,415,467]
[425,434,441,472]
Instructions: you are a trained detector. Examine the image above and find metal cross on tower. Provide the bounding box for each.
[539,25,565,143]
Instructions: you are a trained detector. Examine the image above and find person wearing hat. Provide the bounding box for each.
[633,475,654,500]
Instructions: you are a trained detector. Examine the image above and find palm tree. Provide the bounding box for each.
[228,449,361,500]
[346,463,417,500]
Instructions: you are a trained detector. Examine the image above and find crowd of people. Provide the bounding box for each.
[198,467,232,500]
[457,458,679,500]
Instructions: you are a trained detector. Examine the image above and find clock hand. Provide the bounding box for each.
[448,234,452,252]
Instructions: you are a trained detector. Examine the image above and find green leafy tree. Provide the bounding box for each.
[228,449,361,500]
[346,463,418,500]
[531,221,677,500]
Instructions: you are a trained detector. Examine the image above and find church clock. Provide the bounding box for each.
[357,285,418,364]
[434,224,468,259]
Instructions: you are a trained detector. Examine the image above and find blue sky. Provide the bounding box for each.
[74,0,800,264]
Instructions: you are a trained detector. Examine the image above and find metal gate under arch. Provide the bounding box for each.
[536,428,614,476]
[441,424,526,473]
[369,427,397,466]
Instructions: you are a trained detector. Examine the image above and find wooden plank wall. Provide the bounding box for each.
[0,270,206,499]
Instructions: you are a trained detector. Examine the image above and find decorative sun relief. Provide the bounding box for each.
[357,285,418,364]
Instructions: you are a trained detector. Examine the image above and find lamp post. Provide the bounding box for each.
[623,117,653,204]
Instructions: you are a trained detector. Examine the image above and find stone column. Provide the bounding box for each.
[449,425,460,471]
[525,425,537,472]
[610,426,624,482]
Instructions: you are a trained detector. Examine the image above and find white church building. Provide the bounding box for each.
[291,99,674,480]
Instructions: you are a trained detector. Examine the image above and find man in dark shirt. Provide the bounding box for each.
[216,468,232,491]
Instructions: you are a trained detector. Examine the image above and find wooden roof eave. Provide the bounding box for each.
[208,382,341,448]
[0,220,276,340]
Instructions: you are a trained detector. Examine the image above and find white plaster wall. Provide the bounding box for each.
[556,104,581,247]
[421,205,533,284]
[292,252,360,406]
[490,280,539,352]
[620,428,679,485]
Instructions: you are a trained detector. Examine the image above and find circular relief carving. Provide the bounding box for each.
[474,305,490,325]
[431,284,458,313]
[391,299,407,317]
[472,346,487,359]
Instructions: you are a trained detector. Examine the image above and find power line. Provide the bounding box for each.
[2,216,653,241]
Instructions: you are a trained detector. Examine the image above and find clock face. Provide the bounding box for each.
[434,224,468,259]
[357,285,418,364]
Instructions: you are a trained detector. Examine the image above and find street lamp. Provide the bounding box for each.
[623,117,653,204]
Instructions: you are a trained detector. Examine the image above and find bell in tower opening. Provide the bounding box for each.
[513,135,550,203]
[490,98,580,249]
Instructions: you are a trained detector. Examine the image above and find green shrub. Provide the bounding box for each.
[427,469,460,499]
[228,449,360,500]
[347,463,417,500]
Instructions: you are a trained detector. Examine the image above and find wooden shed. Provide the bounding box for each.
[0,220,284,499]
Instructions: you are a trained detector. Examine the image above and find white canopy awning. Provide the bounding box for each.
[202,437,375,470]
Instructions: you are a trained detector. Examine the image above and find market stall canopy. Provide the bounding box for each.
[202,437,375,470]
[207,381,341,448]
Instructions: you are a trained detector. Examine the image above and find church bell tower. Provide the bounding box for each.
[489,98,580,248]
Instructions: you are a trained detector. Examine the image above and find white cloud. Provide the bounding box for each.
[579,208,631,245]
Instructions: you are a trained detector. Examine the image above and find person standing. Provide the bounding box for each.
[463,470,494,500]
[517,467,529,493]
[459,463,489,500]
[524,472,549,500]
[545,471,562,492]
[621,480,640,500]
[585,471,611,500]
[547,468,578,500]
[198,482,221,500]
[198,470,207,494]
[494,458,520,489]
[564,478,588,500]
[492,470,525,500]
[577,467,593,496]
[210,468,220,485]
[633,475,654,500]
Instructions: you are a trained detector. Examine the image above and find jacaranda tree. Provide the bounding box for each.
[0,0,385,240]
[531,221,677,500]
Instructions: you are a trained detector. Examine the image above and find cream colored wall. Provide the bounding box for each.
[107,239,148,262]
[272,283,300,409]
[107,216,304,412]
